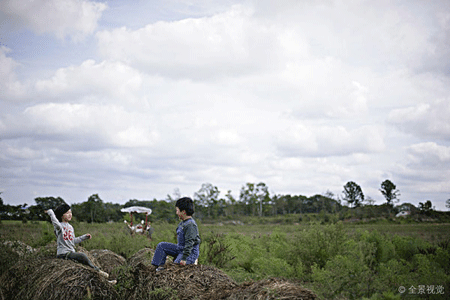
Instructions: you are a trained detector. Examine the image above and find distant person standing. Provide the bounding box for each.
[46,204,116,284]
[151,197,201,271]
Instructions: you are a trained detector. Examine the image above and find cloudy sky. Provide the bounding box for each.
[1,0,449,210]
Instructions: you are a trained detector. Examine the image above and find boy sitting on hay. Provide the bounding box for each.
[46,204,116,284]
[152,197,201,271]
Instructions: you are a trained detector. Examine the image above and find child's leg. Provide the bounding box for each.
[174,244,200,264]
[66,252,99,270]
[151,242,180,266]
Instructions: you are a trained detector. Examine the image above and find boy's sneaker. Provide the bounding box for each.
[155,267,165,272]
[108,280,117,285]
[98,270,109,278]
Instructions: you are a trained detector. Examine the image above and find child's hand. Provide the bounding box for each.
[180,260,186,266]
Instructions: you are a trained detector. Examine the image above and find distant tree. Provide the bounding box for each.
[0,193,3,222]
[418,200,433,215]
[255,182,269,217]
[239,182,269,216]
[379,180,400,206]
[446,199,450,211]
[72,194,105,223]
[166,188,181,202]
[34,196,67,210]
[194,183,220,218]
[224,190,237,216]
[342,181,364,208]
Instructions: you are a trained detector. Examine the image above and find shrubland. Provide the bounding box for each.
[1,219,449,299]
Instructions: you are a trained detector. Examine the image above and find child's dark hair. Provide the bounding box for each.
[176,197,195,216]
[55,203,71,222]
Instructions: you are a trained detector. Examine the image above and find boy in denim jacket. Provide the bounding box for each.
[151,197,201,271]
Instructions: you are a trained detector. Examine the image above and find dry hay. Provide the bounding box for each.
[2,240,37,257]
[125,262,238,300]
[90,249,126,278]
[226,278,317,300]
[77,245,100,267]
[0,257,118,300]
[35,241,59,258]
[127,247,155,268]
[0,244,318,300]
[125,262,317,300]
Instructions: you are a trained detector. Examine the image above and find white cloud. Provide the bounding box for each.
[0,46,26,98]
[35,59,143,102]
[277,123,385,157]
[407,142,450,166]
[1,0,450,211]
[388,98,450,140]
[3,103,160,149]
[392,142,450,198]
[0,0,107,41]
[96,5,284,80]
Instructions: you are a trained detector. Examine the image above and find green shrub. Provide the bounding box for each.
[359,230,395,265]
[392,235,419,261]
[201,232,235,268]
[289,222,346,275]
[253,256,294,278]
[312,240,378,299]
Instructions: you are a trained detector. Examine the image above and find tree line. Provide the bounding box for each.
[1,179,448,223]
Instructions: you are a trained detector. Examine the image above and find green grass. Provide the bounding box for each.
[2,219,449,299]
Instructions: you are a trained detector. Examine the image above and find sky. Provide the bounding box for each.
[0,0,449,210]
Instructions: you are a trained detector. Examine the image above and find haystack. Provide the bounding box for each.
[226,278,317,300]
[77,246,100,267]
[125,262,238,300]
[127,247,155,268]
[90,249,126,278]
[0,257,118,300]
[2,240,37,256]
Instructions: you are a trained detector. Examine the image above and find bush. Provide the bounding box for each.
[312,239,378,299]
[201,232,235,268]
[289,222,346,276]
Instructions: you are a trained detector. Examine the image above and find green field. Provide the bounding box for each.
[1,219,449,299]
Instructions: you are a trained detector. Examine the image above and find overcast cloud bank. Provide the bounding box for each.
[1,0,449,210]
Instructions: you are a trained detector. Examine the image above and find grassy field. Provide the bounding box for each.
[202,222,450,244]
[1,219,449,299]
[2,219,449,248]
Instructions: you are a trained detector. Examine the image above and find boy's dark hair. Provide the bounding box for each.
[55,203,71,222]
[176,197,195,216]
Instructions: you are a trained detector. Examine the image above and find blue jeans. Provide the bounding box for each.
[151,242,199,266]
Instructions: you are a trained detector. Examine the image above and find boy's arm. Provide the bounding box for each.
[46,209,62,231]
[181,223,199,261]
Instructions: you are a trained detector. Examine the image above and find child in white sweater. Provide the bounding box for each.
[46,203,115,283]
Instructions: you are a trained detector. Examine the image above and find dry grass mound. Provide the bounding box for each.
[1,243,317,300]
[125,262,238,300]
[90,249,126,278]
[127,247,155,268]
[226,278,317,300]
[2,240,37,256]
[77,246,100,267]
[0,257,118,300]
